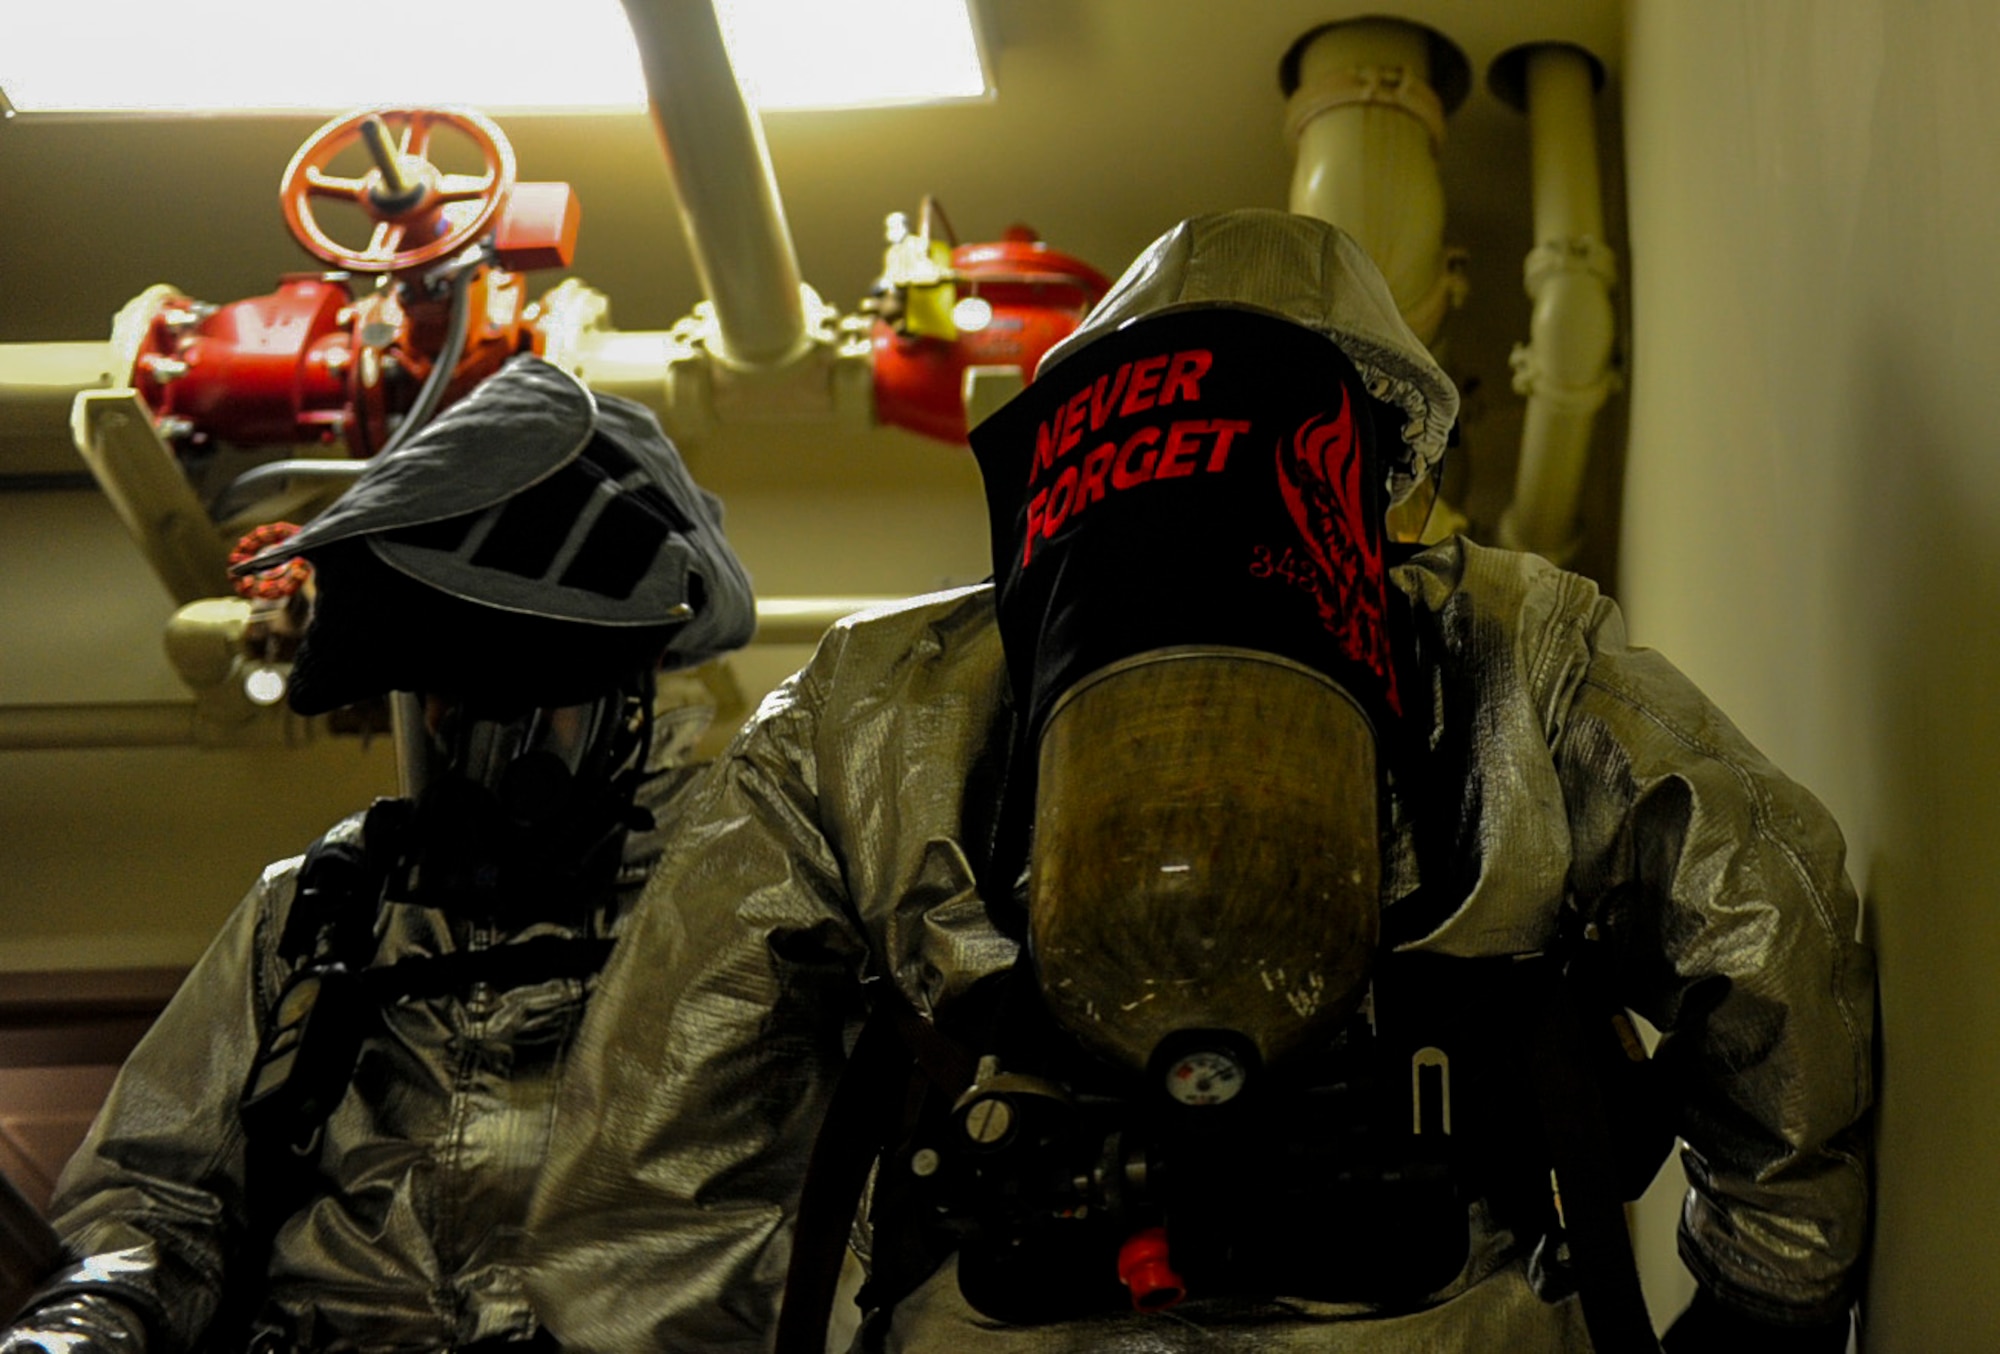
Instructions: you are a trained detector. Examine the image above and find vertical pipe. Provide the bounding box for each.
[619,0,809,369]
[1492,43,1619,561]
[1526,48,1606,243]
[390,692,431,800]
[1282,19,1466,345]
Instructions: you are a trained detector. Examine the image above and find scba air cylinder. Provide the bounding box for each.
[972,304,1407,1080]
[1032,645,1378,1075]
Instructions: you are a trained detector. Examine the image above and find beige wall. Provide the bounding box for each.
[0,421,989,970]
[0,492,401,969]
[1621,2,2000,1346]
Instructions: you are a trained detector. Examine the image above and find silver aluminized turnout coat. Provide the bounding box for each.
[7,759,692,1354]
[526,541,1875,1352]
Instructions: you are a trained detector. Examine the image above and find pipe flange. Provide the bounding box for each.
[1286,63,1449,151]
[1280,20,1471,113]
[1523,237,1619,293]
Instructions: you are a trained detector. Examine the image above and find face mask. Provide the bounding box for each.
[396,690,643,917]
[435,699,621,822]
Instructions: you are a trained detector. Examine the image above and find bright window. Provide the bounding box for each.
[0,0,988,115]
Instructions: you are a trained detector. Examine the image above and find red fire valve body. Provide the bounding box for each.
[127,104,579,456]
[135,277,354,447]
[129,262,549,455]
[873,232,1110,445]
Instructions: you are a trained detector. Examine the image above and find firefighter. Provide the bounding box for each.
[521,213,1869,1354]
[2,356,753,1353]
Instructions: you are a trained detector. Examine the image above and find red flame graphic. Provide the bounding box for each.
[1274,392,1400,713]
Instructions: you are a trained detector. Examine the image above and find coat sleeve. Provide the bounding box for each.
[9,866,293,1352]
[526,639,872,1353]
[1551,594,1874,1325]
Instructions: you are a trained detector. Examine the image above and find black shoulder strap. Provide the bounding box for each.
[1531,970,1665,1354]
[773,1002,909,1354]
[273,799,413,966]
[774,986,976,1354]
[240,804,407,1156]
[210,807,407,1351]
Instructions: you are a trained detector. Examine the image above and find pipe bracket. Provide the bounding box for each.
[1285,63,1448,151]
[1523,237,1618,293]
[668,283,840,374]
[1504,348,1616,406]
[1509,342,1622,409]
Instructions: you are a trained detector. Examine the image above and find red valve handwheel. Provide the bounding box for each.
[279,106,518,273]
[230,523,312,601]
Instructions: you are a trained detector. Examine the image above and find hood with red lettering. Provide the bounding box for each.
[970,298,1406,744]
[968,225,1409,1082]
[1034,209,1457,507]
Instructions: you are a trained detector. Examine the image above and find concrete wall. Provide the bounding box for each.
[1621,2,2000,1346]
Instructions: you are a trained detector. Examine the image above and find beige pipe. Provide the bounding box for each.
[752,595,900,646]
[0,597,903,751]
[1493,44,1620,562]
[0,342,113,475]
[619,0,809,370]
[1282,19,1467,346]
[1524,46,1605,242]
[0,702,201,750]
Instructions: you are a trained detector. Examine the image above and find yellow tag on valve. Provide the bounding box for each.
[900,239,959,340]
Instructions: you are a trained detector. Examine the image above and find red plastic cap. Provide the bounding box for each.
[493,182,581,272]
[1116,1226,1187,1312]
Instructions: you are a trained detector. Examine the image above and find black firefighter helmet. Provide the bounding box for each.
[234,354,754,717]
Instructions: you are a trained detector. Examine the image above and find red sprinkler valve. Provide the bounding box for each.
[126,106,580,458]
[870,210,1110,446]
[1116,1227,1187,1312]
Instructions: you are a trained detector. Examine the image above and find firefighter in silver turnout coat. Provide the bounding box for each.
[524,214,1873,1351]
[1,359,755,1353]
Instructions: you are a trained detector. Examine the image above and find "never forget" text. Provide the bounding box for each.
[1020,348,1250,566]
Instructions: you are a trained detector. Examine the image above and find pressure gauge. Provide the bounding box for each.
[1162,1048,1247,1106]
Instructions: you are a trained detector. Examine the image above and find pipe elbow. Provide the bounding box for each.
[1281,19,1468,344]
[1513,240,1618,408]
